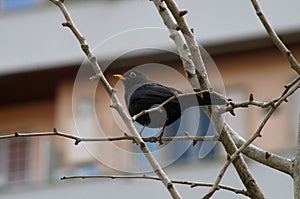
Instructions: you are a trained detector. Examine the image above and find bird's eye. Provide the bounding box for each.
[129,72,136,78]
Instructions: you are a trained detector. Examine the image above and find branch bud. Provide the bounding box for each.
[249,93,254,102]
[179,10,188,16]
[159,5,166,12]
[61,21,71,28]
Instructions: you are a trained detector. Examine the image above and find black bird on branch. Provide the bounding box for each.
[113,70,227,134]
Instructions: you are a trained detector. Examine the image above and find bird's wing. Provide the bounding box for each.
[128,83,180,115]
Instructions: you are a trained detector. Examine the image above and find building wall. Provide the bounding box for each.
[0,100,54,183]
[215,44,300,151]
[54,79,134,172]
[0,41,299,194]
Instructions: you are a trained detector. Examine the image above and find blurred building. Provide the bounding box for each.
[0,0,299,198]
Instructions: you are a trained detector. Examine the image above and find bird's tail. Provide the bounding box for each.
[177,91,227,110]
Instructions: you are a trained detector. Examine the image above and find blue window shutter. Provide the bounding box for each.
[2,0,36,10]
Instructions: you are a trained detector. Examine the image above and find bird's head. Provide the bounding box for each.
[113,70,150,88]
[113,70,151,107]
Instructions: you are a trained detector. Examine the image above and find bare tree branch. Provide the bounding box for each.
[49,1,181,198]
[250,0,300,75]
[151,0,201,90]
[226,76,300,174]
[218,77,300,175]
[223,76,300,115]
[151,1,265,198]
[214,127,263,198]
[293,111,300,198]
[60,174,248,197]
[204,80,300,198]
[164,0,212,90]
[0,0,295,198]
[228,124,293,175]
[222,77,300,175]
[0,130,219,145]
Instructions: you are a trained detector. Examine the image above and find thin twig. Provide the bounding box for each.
[223,76,300,114]
[152,1,265,198]
[132,95,176,122]
[132,90,227,122]
[60,174,248,197]
[0,130,219,145]
[250,0,300,75]
[222,77,296,176]
[203,80,300,198]
[228,123,293,175]
[49,1,181,198]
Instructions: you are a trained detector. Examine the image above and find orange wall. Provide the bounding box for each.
[0,100,54,181]
[0,43,299,171]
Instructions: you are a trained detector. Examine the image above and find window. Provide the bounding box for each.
[167,108,217,162]
[1,0,46,10]
[0,138,31,186]
[133,107,218,169]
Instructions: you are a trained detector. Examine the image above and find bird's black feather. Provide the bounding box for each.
[119,70,227,129]
[128,83,182,128]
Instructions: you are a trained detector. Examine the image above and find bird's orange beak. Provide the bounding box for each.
[112,74,126,80]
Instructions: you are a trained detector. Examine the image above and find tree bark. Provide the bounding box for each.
[219,126,265,198]
[293,112,300,199]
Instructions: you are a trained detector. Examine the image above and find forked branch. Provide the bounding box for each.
[204,79,300,198]
[49,0,181,198]
[151,1,265,198]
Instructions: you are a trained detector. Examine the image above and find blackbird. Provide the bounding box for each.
[113,70,227,129]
